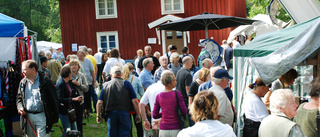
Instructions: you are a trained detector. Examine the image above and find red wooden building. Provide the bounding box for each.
[59,0,247,61]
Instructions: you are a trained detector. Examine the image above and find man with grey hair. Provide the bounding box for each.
[140,70,169,137]
[137,45,160,75]
[96,65,141,137]
[154,56,172,82]
[77,50,98,114]
[193,58,213,81]
[88,48,93,55]
[197,66,233,102]
[139,58,155,89]
[175,56,194,126]
[208,69,234,126]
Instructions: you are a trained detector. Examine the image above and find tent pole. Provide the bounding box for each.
[205,25,208,39]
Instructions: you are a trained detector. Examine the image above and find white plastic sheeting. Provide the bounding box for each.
[251,17,320,85]
[0,38,16,68]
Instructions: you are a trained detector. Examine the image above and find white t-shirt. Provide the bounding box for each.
[271,79,283,92]
[140,81,165,124]
[242,91,269,122]
[232,40,240,49]
[134,57,141,75]
[208,83,233,126]
[94,52,103,64]
[193,71,199,81]
[178,120,236,137]
[102,58,125,75]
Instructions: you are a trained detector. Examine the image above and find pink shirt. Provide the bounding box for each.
[153,90,188,130]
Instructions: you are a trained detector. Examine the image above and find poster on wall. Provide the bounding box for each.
[78,45,86,50]
[72,43,77,52]
[148,38,157,44]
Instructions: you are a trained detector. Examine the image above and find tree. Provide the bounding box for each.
[246,0,291,22]
[0,0,61,42]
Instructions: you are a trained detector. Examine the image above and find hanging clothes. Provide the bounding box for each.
[26,36,32,60]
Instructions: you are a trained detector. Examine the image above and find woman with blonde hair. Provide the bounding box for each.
[188,68,210,105]
[178,90,236,136]
[153,70,187,137]
[69,59,89,136]
[122,63,144,137]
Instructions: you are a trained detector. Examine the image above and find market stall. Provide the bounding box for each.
[0,13,38,137]
[233,16,320,136]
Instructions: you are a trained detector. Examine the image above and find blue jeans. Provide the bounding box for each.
[89,85,98,112]
[59,113,77,137]
[107,110,132,137]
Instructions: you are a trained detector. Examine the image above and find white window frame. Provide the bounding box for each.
[161,0,184,15]
[95,0,118,19]
[96,31,119,51]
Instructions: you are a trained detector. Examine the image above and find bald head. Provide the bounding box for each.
[182,56,192,69]
[202,58,213,69]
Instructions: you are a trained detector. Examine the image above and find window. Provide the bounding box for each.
[95,0,117,19]
[166,31,173,39]
[97,31,119,51]
[161,0,184,15]
[176,31,182,39]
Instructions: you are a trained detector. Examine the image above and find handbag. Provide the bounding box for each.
[68,109,76,123]
[174,90,187,129]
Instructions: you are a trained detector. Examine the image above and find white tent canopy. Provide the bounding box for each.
[36,41,62,52]
[227,14,284,42]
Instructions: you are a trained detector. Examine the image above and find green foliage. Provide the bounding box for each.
[246,0,291,22]
[0,0,61,42]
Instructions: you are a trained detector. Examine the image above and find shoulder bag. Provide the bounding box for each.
[174,90,187,129]
[68,108,76,123]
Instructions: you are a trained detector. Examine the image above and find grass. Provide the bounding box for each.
[51,113,139,137]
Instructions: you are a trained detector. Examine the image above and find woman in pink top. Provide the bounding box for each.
[153,70,188,137]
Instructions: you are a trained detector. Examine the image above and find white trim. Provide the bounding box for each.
[161,30,166,55]
[156,28,161,45]
[161,0,185,15]
[96,31,119,50]
[187,31,190,43]
[148,15,182,29]
[183,31,187,47]
[95,0,118,19]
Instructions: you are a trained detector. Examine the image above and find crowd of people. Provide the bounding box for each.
[16,39,317,137]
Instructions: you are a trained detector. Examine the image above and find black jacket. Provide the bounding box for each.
[16,71,59,133]
[55,78,79,115]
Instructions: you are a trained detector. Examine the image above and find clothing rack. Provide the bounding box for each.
[0,61,13,71]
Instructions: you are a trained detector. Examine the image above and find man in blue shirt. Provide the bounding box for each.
[139,58,155,89]
[16,60,59,137]
[96,66,141,137]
